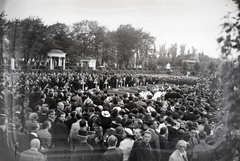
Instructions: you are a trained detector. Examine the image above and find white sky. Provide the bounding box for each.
[1,0,238,58]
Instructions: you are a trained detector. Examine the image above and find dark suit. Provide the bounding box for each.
[148,128,161,161]
[18,133,38,152]
[132,141,152,161]
[71,142,94,161]
[159,135,171,161]
[192,142,216,161]
[0,128,16,161]
[19,148,45,161]
[128,137,143,161]
[53,120,69,148]
[100,147,123,161]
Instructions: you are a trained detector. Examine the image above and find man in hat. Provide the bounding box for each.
[71,130,94,161]
[100,135,123,161]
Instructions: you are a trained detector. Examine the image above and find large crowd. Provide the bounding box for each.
[0,71,231,161]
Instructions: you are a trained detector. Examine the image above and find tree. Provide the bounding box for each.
[134,29,155,68]
[179,44,186,55]
[45,23,71,52]
[159,43,167,57]
[70,20,100,59]
[217,1,240,159]
[0,12,7,65]
[8,17,47,64]
[114,24,138,68]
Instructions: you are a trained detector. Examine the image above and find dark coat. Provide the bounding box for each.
[192,142,216,161]
[130,141,151,161]
[18,133,38,152]
[53,120,69,148]
[0,128,17,161]
[100,147,123,161]
[71,142,94,161]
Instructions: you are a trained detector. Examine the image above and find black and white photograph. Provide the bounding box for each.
[0,0,240,161]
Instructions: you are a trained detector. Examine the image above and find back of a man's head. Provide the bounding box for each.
[30,138,40,149]
[107,135,117,147]
[198,130,207,140]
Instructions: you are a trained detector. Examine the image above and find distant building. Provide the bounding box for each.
[182,60,197,71]
[79,57,97,70]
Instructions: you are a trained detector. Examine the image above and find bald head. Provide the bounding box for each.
[30,139,40,149]
[107,135,117,147]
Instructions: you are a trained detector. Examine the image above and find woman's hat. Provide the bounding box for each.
[101,110,111,118]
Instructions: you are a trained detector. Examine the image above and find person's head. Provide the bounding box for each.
[58,112,66,122]
[133,127,142,140]
[198,130,207,141]
[160,127,168,137]
[47,110,56,120]
[107,135,118,147]
[42,120,51,130]
[176,140,187,153]
[41,105,49,114]
[88,107,95,116]
[57,102,65,111]
[79,119,87,128]
[29,122,40,133]
[143,130,152,143]
[30,138,41,150]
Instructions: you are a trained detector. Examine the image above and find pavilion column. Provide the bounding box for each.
[58,57,61,66]
[63,58,66,70]
[49,57,53,69]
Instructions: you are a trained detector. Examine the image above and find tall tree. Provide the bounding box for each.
[0,12,7,65]
[10,17,46,64]
[114,24,138,68]
[179,44,186,55]
[70,20,100,59]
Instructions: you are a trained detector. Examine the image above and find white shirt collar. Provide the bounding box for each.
[31,132,38,137]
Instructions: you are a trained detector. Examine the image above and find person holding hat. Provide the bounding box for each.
[71,130,94,161]
[119,128,134,161]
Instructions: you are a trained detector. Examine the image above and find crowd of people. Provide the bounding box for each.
[0,71,230,161]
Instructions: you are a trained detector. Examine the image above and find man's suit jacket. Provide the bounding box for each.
[18,133,38,152]
[100,147,123,161]
[19,148,45,161]
[169,150,188,161]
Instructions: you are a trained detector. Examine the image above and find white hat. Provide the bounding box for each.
[113,107,121,112]
[125,128,133,136]
[101,111,111,118]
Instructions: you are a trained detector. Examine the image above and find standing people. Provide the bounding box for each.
[119,128,134,161]
[19,138,45,161]
[71,130,94,161]
[192,131,216,161]
[133,130,152,161]
[169,140,188,161]
[100,135,123,161]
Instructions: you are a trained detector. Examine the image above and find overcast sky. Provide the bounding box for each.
[1,0,238,58]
